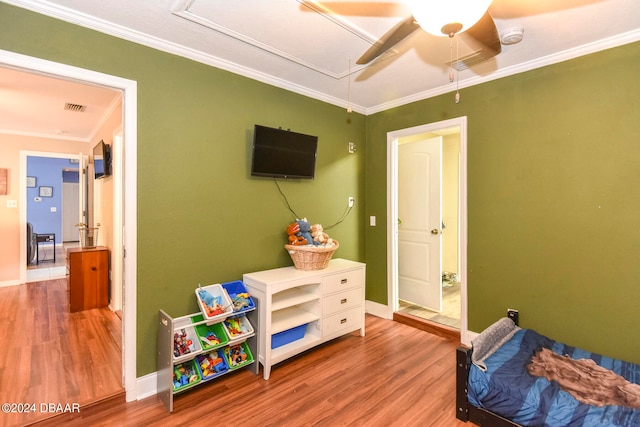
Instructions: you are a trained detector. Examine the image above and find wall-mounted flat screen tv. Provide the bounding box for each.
[251,124,318,179]
[93,140,112,179]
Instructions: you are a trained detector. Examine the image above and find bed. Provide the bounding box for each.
[456,318,640,426]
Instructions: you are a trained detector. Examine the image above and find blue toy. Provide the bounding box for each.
[296,218,318,246]
[197,285,218,307]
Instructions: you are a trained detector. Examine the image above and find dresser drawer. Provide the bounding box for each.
[322,288,362,316]
[322,306,363,337]
[322,269,363,295]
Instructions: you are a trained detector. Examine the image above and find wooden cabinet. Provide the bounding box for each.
[243,258,365,380]
[67,246,109,312]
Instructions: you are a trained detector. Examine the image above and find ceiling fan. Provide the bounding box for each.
[355,0,501,65]
[299,1,502,65]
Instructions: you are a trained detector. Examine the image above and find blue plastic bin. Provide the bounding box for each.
[271,324,307,349]
[222,281,256,314]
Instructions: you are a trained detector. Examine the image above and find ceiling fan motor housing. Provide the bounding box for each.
[441,22,463,37]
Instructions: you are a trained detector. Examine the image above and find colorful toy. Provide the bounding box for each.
[286,222,307,245]
[173,328,194,357]
[231,292,251,311]
[173,362,199,389]
[296,218,315,246]
[200,331,221,348]
[225,344,248,367]
[197,285,226,317]
[224,317,249,337]
[197,351,227,378]
[311,223,334,246]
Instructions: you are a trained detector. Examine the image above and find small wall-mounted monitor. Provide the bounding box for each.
[93,140,112,179]
[250,124,318,179]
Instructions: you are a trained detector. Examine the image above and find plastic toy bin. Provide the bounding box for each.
[173,317,202,363]
[191,314,229,351]
[271,323,307,349]
[221,281,255,314]
[172,359,201,392]
[195,349,229,380]
[195,283,233,324]
[224,341,254,370]
[222,315,254,344]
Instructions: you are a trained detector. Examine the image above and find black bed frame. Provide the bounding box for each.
[456,346,521,427]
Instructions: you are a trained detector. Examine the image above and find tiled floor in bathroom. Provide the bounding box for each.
[398,281,461,328]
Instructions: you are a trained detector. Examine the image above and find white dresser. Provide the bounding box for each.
[243,258,366,380]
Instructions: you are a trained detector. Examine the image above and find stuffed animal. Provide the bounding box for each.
[311,223,333,246]
[296,218,316,245]
[286,222,307,245]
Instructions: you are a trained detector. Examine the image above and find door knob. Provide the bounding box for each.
[431,229,441,235]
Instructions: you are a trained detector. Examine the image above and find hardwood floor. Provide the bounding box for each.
[0,279,123,427]
[30,314,476,427]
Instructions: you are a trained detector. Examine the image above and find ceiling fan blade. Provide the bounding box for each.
[356,15,420,64]
[463,11,502,59]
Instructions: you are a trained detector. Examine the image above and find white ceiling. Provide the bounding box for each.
[1,0,640,141]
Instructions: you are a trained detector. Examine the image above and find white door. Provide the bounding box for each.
[62,180,79,242]
[398,136,442,311]
[79,154,88,227]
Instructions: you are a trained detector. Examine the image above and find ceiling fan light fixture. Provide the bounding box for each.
[410,0,493,36]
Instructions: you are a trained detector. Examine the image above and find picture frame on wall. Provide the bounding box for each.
[39,186,53,197]
[26,176,37,188]
[0,168,7,195]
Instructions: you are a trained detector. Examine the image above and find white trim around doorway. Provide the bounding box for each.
[386,116,471,346]
[1,49,139,401]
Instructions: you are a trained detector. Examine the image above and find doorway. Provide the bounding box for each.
[387,117,469,339]
[4,49,138,401]
[25,153,84,283]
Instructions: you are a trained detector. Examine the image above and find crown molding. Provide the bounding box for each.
[365,29,640,114]
[3,0,368,114]
[5,0,639,116]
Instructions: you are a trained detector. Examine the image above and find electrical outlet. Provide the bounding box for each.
[507,309,519,326]
[348,197,354,207]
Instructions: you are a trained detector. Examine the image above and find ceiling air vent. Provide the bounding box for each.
[64,102,87,112]
[448,50,491,72]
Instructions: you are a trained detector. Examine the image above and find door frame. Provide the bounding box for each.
[4,49,139,401]
[387,116,470,344]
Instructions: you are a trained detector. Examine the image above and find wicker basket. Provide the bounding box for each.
[78,227,99,248]
[285,240,339,271]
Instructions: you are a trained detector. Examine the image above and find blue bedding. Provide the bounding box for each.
[468,328,640,426]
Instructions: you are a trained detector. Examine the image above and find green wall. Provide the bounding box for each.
[366,41,640,364]
[3,2,640,376]
[1,4,366,376]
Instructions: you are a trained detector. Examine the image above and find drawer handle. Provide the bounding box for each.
[341,298,347,304]
[91,267,97,271]
[340,318,347,324]
[341,278,348,284]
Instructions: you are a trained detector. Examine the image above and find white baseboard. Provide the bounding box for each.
[365,300,392,319]
[0,279,21,288]
[135,372,157,401]
[463,330,479,347]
